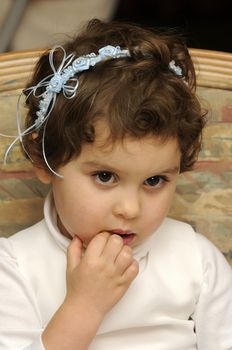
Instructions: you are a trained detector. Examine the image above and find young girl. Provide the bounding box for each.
[0,19,231,350]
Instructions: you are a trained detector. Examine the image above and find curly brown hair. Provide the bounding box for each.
[24,18,206,173]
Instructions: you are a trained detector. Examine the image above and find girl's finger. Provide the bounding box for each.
[102,234,124,263]
[85,231,110,258]
[66,236,83,273]
[115,245,134,273]
[122,260,139,283]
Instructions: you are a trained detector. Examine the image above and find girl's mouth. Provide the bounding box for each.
[109,229,136,245]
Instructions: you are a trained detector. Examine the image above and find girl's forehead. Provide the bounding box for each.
[79,133,181,171]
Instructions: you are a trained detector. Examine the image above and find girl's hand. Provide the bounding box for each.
[42,233,139,349]
[65,232,139,318]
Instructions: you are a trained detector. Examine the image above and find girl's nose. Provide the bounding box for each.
[112,191,141,220]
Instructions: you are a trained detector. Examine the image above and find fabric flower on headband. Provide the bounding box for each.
[0,45,184,177]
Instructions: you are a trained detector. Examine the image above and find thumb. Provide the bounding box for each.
[67,236,83,273]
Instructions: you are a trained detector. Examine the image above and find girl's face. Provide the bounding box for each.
[37,126,181,248]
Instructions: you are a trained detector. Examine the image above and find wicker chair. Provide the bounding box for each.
[0,48,231,265]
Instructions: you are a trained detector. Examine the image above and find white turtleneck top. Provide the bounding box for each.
[0,194,231,350]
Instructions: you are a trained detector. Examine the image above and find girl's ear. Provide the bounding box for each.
[33,166,52,184]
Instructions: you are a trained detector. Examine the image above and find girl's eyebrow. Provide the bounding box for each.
[81,161,180,175]
[160,166,180,174]
[81,161,119,172]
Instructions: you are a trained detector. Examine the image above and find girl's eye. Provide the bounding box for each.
[93,171,116,184]
[144,176,168,188]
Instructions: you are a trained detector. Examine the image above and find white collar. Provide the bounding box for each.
[44,192,70,252]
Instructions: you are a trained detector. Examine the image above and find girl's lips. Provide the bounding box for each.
[120,233,135,245]
[110,229,134,235]
[109,229,136,245]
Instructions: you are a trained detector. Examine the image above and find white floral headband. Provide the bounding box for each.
[0,45,183,177]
